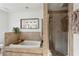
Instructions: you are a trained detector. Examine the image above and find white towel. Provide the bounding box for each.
[0,44,3,48]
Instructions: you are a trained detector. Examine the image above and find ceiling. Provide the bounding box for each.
[0,3,68,13]
[0,3,43,13]
[48,3,68,11]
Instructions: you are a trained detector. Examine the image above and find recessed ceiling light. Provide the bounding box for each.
[25,6,29,9]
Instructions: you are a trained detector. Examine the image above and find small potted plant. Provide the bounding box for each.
[13,27,20,34]
[13,27,21,44]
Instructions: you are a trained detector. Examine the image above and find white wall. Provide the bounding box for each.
[0,10,8,44]
[73,3,79,11]
[8,11,43,32]
[73,34,79,56]
[0,5,43,43]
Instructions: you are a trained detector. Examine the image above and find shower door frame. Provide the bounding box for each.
[43,3,73,56]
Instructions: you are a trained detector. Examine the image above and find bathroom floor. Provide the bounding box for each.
[51,50,65,56]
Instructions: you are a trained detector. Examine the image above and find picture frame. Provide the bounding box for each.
[20,18,39,29]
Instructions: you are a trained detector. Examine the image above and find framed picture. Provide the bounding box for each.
[20,18,39,29]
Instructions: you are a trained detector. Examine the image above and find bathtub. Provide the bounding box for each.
[6,40,41,48]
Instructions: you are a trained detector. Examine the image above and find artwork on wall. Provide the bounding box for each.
[20,18,39,29]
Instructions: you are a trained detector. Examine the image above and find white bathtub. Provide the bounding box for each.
[6,40,41,48]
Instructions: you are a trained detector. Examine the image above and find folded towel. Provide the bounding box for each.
[0,44,3,48]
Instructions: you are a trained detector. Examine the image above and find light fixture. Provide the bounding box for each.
[25,6,29,9]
